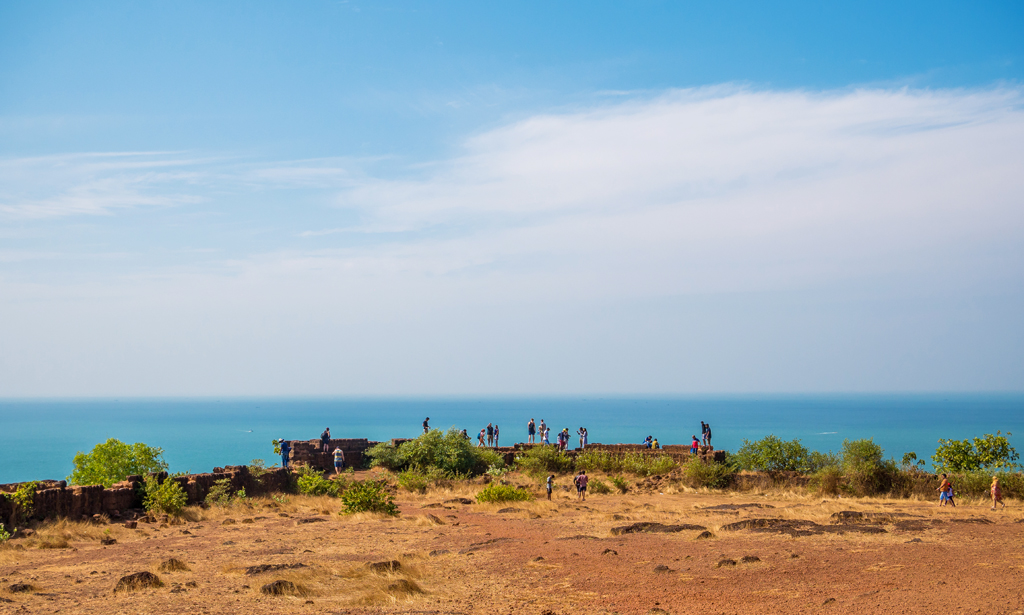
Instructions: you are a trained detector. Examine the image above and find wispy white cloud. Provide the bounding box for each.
[3,86,1023,395]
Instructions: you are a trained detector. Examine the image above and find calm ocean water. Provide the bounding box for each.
[1,395,1021,484]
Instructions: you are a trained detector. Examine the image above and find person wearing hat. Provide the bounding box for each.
[279,439,291,469]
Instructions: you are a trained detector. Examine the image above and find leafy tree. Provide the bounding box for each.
[366,428,502,477]
[68,439,168,487]
[932,431,1019,472]
[733,435,812,472]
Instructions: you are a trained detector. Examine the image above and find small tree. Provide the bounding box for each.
[68,439,168,487]
[733,435,811,472]
[932,431,1019,472]
[142,476,187,516]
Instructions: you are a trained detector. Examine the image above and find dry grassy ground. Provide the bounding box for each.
[1,468,1022,615]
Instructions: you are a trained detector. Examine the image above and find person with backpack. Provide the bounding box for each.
[320,427,331,453]
[691,435,700,455]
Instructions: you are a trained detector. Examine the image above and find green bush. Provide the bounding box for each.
[681,460,735,489]
[68,439,169,487]
[476,483,533,503]
[142,476,187,516]
[932,431,1019,472]
[944,471,1024,499]
[807,450,841,473]
[296,466,340,497]
[734,435,812,472]
[808,466,844,496]
[609,475,629,493]
[515,446,575,476]
[0,523,10,543]
[340,480,398,516]
[621,452,677,477]
[366,429,501,477]
[574,450,623,473]
[205,478,237,506]
[588,479,612,495]
[3,482,37,525]
[397,470,430,493]
[841,438,899,496]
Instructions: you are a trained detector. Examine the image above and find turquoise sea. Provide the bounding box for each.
[1,395,1022,484]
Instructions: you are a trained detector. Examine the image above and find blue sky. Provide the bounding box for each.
[1,1,1022,395]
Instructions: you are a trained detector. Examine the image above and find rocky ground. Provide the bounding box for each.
[1,469,1022,615]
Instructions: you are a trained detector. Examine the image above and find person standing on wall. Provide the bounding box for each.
[528,418,536,444]
[321,427,331,453]
[423,417,430,434]
[280,439,291,469]
[486,423,494,446]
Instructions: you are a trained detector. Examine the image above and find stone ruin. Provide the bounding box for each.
[0,437,724,523]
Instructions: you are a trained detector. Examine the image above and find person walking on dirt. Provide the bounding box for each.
[991,476,1005,510]
[577,470,589,501]
[528,418,536,444]
[333,446,346,477]
[937,474,956,507]
[546,474,554,500]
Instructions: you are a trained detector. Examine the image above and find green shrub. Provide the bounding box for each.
[588,479,612,495]
[944,471,1024,499]
[574,450,623,473]
[0,523,10,543]
[340,480,398,516]
[485,463,511,478]
[609,475,629,493]
[807,450,841,472]
[248,459,270,478]
[3,482,37,525]
[841,438,899,496]
[296,466,340,497]
[68,439,168,488]
[621,452,677,476]
[366,429,501,477]
[933,431,1019,472]
[476,483,533,503]
[397,470,430,493]
[204,478,238,506]
[809,466,844,496]
[515,446,574,476]
[142,476,187,516]
[734,435,812,472]
[681,460,735,489]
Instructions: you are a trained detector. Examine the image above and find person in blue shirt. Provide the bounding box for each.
[643,435,653,449]
[279,439,291,469]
